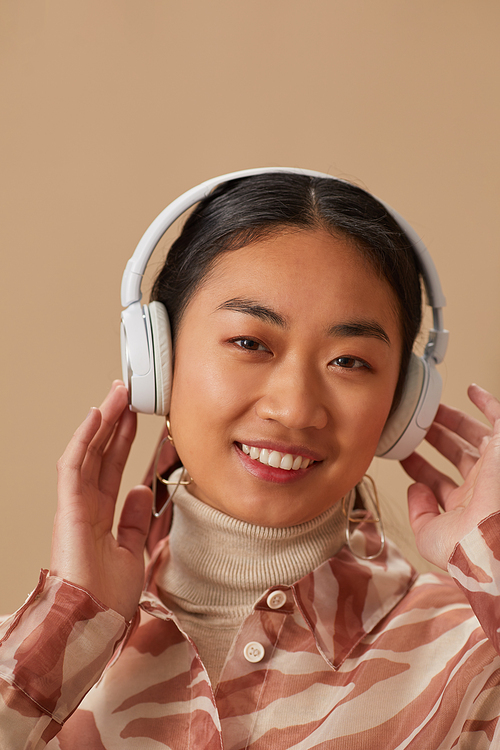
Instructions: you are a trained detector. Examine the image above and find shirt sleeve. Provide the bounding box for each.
[448,511,500,653]
[0,570,129,749]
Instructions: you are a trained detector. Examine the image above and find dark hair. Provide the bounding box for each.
[151,173,422,411]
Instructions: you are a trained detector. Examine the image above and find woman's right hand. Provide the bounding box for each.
[50,381,153,622]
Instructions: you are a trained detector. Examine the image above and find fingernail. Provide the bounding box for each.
[470,383,485,392]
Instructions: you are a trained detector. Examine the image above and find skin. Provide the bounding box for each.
[51,382,150,621]
[50,229,500,621]
[169,229,402,527]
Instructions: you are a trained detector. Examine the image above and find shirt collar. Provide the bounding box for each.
[290,525,417,669]
[143,524,416,671]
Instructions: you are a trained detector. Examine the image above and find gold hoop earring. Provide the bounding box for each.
[342,475,385,560]
[165,416,175,446]
[152,417,192,518]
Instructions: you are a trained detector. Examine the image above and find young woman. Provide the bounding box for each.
[1,171,500,749]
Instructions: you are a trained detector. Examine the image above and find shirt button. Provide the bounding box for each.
[266,590,287,610]
[243,641,265,663]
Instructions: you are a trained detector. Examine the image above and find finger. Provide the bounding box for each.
[117,485,152,560]
[434,402,491,449]
[400,452,458,509]
[406,483,451,568]
[83,384,130,484]
[57,407,102,496]
[407,482,441,537]
[98,406,137,499]
[468,384,500,428]
[425,421,480,479]
[93,382,129,450]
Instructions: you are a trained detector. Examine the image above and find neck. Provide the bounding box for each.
[155,471,347,618]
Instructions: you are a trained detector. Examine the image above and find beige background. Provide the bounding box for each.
[1,1,499,614]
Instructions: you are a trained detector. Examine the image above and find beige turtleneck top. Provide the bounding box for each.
[155,474,346,685]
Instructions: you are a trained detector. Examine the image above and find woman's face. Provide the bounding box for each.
[169,229,402,527]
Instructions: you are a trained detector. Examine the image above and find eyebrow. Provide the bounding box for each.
[216,297,391,345]
[216,298,287,327]
[327,322,391,346]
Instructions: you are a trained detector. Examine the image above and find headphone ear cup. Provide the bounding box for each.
[376,354,424,458]
[148,301,173,416]
[376,353,442,460]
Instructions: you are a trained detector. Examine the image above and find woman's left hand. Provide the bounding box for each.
[400,384,500,570]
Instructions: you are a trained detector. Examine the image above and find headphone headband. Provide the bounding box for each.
[121,167,447,363]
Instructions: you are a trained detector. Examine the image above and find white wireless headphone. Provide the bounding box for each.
[120,167,449,461]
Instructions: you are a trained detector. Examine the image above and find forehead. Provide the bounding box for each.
[192,229,400,326]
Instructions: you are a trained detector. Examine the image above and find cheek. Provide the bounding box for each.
[170,352,215,437]
[169,350,249,463]
[334,377,399,448]
[168,369,212,479]
[172,352,249,417]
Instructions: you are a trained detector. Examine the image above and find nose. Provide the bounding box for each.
[255,357,329,431]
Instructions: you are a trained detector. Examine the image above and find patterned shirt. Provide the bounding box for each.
[1,514,500,749]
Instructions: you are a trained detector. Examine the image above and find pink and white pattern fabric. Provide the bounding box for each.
[2,515,500,748]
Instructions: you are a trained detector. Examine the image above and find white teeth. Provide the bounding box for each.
[268,451,282,468]
[240,444,314,471]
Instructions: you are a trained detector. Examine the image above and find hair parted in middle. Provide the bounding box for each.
[151,173,423,412]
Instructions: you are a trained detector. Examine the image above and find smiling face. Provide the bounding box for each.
[168,228,402,527]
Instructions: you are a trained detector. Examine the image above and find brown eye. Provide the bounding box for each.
[332,356,370,370]
[239,339,260,350]
[233,338,269,352]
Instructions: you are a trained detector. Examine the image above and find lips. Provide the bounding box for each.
[239,443,317,471]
